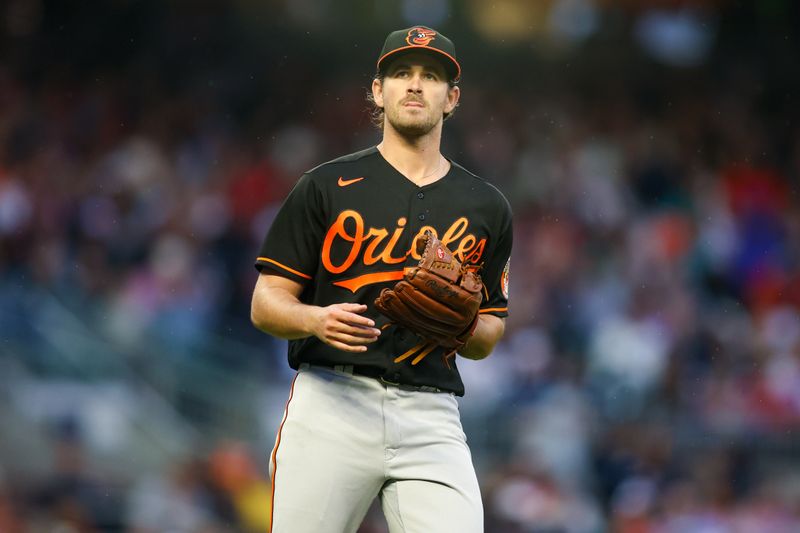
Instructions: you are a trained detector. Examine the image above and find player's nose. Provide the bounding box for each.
[406,71,424,92]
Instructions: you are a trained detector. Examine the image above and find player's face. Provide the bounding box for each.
[374,53,460,137]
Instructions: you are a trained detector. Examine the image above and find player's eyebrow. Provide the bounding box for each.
[388,61,445,77]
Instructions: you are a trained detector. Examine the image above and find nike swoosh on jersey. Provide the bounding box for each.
[338,176,365,187]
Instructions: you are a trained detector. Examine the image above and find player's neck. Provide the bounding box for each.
[378,126,449,187]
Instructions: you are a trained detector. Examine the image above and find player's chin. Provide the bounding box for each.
[393,119,437,137]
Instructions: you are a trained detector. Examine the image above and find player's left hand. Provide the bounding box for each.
[374,231,482,352]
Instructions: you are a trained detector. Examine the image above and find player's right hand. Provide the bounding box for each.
[309,303,381,353]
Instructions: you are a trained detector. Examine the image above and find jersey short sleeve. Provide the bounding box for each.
[255,173,326,283]
[479,207,513,317]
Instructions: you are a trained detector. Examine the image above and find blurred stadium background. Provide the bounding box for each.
[1,0,800,531]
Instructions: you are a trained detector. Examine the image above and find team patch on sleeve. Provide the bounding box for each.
[501,258,510,299]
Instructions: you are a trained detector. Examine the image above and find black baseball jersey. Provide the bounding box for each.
[255,146,512,395]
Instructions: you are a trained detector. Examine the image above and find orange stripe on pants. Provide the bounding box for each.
[269,373,299,533]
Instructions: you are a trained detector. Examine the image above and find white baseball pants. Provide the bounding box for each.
[268,364,483,533]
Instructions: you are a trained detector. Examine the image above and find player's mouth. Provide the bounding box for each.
[402,98,425,108]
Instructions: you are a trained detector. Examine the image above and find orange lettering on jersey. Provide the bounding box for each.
[452,234,476,261]
[364,218,408,265]
[321,210,487,291]
[463,239,486,264]
[333,270,407,292]
[321,210,364,274]
[441,217,468,248]
[363,228,389,266]
[379,218,409,263]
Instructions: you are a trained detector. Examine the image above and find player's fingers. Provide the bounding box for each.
[336,310,377,329]
[337,303,369,314]
[339,324,381,339]
[333,335,374,348]
[319,318,378,342]
[330,328,379,344]
[325,339,369,353]
[330,342,367,352]
[337,320,381,336]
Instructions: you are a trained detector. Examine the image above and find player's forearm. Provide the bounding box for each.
[251,285,318,340]
[459,315,505,360]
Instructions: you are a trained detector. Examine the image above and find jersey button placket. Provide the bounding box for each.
[415,189,428,222]
[407,188,429,260]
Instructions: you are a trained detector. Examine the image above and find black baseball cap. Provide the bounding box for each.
[377,26,461,82]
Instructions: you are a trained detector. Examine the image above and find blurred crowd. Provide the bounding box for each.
[2,1,800,531]
[0,419,272,532]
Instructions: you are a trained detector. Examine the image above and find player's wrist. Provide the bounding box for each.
[302,305,326,340]
[457,335,492,360]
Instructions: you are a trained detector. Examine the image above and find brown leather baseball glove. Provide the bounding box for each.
[375,231,483,361]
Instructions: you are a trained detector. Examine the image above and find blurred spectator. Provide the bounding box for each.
[208,441,272,532]
[29,418,120,532]
[0,467,26,533]
[484,461,603,532]
[125,457,232,533]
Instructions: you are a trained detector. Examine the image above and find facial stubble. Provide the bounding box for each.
[384,100,442,138]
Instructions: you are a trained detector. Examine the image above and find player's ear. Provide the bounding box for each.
[444,85,460,115]
[372,78,384,108]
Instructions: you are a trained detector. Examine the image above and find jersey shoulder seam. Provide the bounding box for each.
[448,160,484,182]
[305,146,378,175]
[449,160,512,213]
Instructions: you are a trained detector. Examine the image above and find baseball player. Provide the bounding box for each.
[251,25,513,532]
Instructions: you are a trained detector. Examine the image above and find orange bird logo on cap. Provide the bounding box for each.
[406,28,437,46]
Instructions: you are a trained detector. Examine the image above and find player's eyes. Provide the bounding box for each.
[391,69,439,81]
